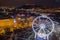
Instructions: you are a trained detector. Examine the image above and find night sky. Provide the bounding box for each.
[0,0,60,7]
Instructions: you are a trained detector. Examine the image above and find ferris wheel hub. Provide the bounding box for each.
[39,23,46,29]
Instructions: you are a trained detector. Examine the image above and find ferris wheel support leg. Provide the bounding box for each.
[34,34,36,38]
[47,35,49,40]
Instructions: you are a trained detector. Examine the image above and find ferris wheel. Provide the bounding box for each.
[32,16,55,40]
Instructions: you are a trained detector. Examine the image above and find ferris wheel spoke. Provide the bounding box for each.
[44,19,52,24]
[45,28,51,33]
[33,26,39,29]
[46,25,53,30]
[46,25,52,30]
[33,23,39,27]
[43,29,46,34]
[39,18,43,23]
[45,22,50,25]
[44,29,49,34]
[35,26,40,31]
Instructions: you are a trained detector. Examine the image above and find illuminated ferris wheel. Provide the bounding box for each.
[32,16,55,40]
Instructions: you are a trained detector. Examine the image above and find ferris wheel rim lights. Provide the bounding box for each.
[32,16,55,36]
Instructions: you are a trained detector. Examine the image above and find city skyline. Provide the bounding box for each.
[0,0,60,8]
